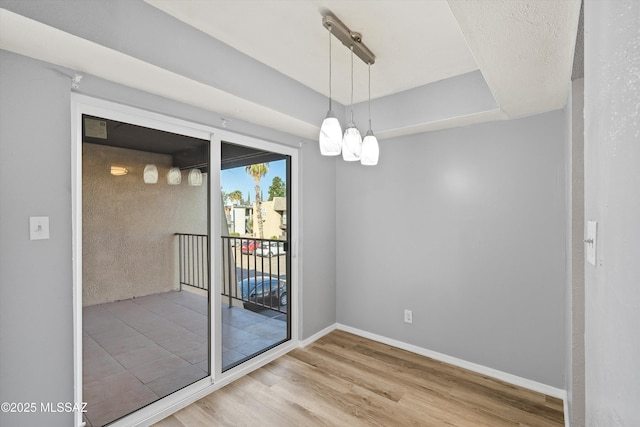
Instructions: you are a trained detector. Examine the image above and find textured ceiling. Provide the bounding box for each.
[146,0,581,117]
[572,2,585,81]
[0,0,582,141]
[144,0,480,105]
[448,0,581,117]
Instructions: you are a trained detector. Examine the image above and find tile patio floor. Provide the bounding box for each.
[82,290,286,427]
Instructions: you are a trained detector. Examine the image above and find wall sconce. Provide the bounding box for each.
[110,166,128,176]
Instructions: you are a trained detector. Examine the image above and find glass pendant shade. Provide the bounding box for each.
[319,111,342,155]
[361,129,379,165]
[188,168,203,186]
[167,167,182,185]
[143,164,158,184]
[318,16,378,165]
[342,122,362,161]
[360,63,379,166]
[319,24,343,157]
[341,44,362,162]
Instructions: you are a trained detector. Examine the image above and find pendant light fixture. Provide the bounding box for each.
[361,63,379,166]
[143,164,158,184]
[342,45,362,161]
[167,167,182,185]
[319,24,342,156]
[188,168,203,186]
[319,13,378,165]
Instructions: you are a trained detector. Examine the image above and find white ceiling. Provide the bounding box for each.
[0,0,581,141]
[145,0,480,105]
[146,0,581,118]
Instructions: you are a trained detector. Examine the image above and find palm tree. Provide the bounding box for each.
[228,190,243,205]
[245,163,269,238]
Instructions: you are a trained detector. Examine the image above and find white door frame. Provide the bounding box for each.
[71,94,299,427]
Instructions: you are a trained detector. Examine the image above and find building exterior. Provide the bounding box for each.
[225,204,253,236]
[255,197,287,239]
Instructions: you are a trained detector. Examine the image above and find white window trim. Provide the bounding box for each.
[71,93,299,427]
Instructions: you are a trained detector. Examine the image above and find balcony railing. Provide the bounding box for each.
[176,234,287,314]
[176,233,209,291]
[221,236,288,314]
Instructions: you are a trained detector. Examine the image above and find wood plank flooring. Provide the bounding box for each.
[153,330,564,426]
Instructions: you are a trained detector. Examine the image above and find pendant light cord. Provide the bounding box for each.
[350,45,354,122]
[368,63,372,130]
[328,26,333,111]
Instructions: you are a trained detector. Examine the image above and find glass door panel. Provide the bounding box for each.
[220,141,291,371]
[81,115,210,426]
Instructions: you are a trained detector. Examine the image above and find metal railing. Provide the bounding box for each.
[221,236,288,314]
[175,234,288,314]
[176,233,209,291]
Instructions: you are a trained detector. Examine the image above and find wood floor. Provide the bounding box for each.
[153,330,564,426]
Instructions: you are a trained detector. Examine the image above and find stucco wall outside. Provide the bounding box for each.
[83,143,208,306]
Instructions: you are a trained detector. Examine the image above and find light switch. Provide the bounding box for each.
[586,220,597,266]
[30,216,50,240]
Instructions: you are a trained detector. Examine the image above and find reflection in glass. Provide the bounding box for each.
[220,142,290,371]
[82,115,209,426]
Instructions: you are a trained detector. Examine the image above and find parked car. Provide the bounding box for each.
[240,239,257,254]
[255,241,286,257]
[239,276,287,307]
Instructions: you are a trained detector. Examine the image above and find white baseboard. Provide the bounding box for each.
[299,323,337,347]
[300,322,566,401]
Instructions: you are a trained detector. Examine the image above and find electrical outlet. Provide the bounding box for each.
[404,309,413,324]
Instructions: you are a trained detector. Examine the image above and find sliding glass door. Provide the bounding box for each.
[219,141,291,371]
[74,96,298,427]
[81,115,210,427]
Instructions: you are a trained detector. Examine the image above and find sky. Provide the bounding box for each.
[221,159,286,203]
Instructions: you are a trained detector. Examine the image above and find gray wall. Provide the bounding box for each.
[584,1,640,425]
[0,49,337,427]
[300,145,337,338]
[566,78,585,427]
[336,111,567,388]
[0,50,75,427]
